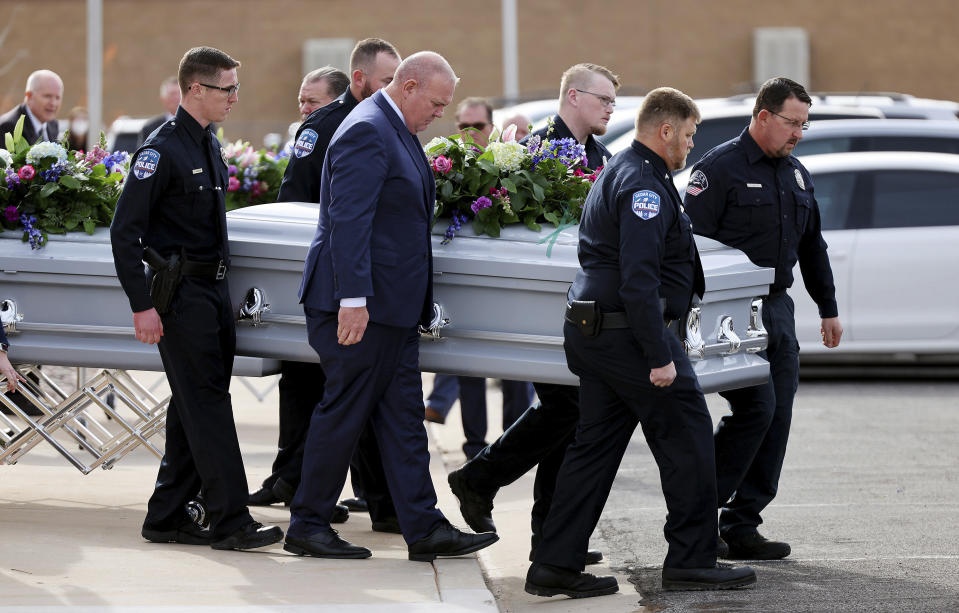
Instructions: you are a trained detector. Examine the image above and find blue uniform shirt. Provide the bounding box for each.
[570,140,705,368]
[277,88,360,204]
[683,127,838,318]
[110,106,229,313]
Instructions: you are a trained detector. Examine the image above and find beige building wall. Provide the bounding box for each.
[2,0,957,147]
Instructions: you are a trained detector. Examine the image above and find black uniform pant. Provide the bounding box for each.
[461,380,580,550]
[534,322,718,571]
[144,277,252,540]
[262,361,395,521]
[715,292,800,536]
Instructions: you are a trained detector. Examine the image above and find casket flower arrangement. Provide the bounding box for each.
[219,132,290,211]
[0,116,129,248]
[425,121,601,244]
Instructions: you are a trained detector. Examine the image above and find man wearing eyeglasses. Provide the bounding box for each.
[683,77,843,561]
[454,97,494,147]
[448,62,619,568]
[111,46,284,552]
[523,63,618,170]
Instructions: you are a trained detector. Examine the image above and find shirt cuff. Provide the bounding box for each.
[817,299,838,319]
[340,297,367,307]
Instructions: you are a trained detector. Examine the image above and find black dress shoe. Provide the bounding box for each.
[662,562,757,591]
[339,497,369,513]
[447,468,496,534]
[723,530,790,560]
[371,516,402,534]
[717,535,730,558]
[529,548,604,565]
[525,563,618,599]
[408,522,498,562]
[271,478,297,504]
[210,521,284,551]
[331,504,350,524]
[142,521,210,545]
[248,486,282,506]
[284,529,372,559]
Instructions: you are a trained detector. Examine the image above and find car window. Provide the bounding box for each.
[794,137,854,156]
[810,171,858,230]
[864,136,959,155]
[871,170,959,228]
[686,117,751,168]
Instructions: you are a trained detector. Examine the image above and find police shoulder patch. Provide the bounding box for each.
[294,128,319,158]
[631,190,661,220]
[133,149,160,180]
[686,169,709,196]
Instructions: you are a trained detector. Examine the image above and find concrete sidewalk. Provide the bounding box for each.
[0,371,498,611]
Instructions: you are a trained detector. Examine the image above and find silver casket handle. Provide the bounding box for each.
[238,287,271,326]
[1,299,23,332]
[419,302,450,339]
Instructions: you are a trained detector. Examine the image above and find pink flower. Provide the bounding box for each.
[432,155,452,174]
[502,123,518,143]
[18,165,35,180]
[574,168,585,178]
[228,176,240,192]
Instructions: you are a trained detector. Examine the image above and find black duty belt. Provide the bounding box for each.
[181,259,228,280]
[564,304,677,332]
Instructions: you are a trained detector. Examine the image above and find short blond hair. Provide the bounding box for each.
[558,63,620,102]
[635,87,700,132]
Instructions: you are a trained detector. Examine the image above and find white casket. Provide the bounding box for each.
[225,202,774,392]
[1,203,772,392]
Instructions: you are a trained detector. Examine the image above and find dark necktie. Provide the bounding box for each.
[37,123,47,142]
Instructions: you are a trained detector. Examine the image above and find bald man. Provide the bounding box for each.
[287,51,498,562]
[0,69,63,147]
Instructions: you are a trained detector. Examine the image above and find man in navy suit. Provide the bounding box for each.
[285,51,498,561]
[0,70,63,148]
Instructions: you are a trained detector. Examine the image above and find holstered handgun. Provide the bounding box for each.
[144,247,182,315]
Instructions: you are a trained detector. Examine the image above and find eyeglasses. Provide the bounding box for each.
[457,121,489,131]
[768,109,809,131]
[575,89,616,109]
[199,82,240,97]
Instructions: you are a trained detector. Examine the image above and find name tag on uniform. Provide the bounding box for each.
[746,183,762,188]
[192,168,204,175]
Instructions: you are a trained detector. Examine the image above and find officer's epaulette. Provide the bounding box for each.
[140,119,177,151]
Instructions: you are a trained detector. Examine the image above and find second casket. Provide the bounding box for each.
[227,202,774,392]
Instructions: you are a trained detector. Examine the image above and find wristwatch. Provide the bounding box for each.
[0,342,8,353]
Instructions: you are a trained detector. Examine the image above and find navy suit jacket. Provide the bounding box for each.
[0,104,58,148]
[299,90,435,329]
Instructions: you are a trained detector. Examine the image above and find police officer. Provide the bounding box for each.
[684,77,843,560]
[448,63,618,566]
[110,46,283,551]
[249,38,401,532]
[525,88,757,598]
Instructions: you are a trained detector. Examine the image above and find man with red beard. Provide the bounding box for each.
[684,77,843,560]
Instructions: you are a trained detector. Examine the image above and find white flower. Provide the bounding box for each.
[487,141,526,172]
[0,148,12,169]
[26,141,68,165]
[425,136,453,155]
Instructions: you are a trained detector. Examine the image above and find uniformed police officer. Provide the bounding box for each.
[448,63,618,566]
[249,38,400,532]
[110,46,283,551]
[684,77,843,560]
[525,88,757,598]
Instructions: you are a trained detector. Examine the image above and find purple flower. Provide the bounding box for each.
[228,164,238,176]
[441,212,469,245]
[19,214,44,249]
[4,206,18,222]
[470,196,492,214]
[5,168,20,189]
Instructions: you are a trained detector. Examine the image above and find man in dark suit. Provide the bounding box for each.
[285,51,498,561]
[137,76,181,147]
[250,40,401,534]
[0,69,63,148]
